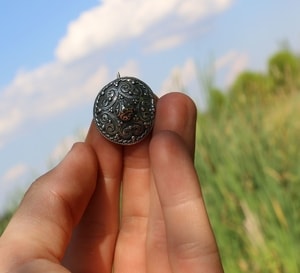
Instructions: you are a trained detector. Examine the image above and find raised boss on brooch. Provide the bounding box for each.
[93,74,157,145]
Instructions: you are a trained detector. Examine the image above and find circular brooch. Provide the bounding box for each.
[93,75,157,145]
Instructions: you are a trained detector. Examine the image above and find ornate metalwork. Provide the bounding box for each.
[93,75,156,145]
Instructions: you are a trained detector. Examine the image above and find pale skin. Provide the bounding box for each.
[0,93,224,273]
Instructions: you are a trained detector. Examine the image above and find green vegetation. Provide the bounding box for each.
[1,49,300,272]
[0,209,14,235]
[197,49,300,272]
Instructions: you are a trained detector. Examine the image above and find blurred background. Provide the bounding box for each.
[1,1,300,272]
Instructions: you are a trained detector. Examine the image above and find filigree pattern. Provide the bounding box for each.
[93,77,156,145]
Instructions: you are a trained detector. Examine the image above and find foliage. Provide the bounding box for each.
[207,87,227,117]
[229,71,273,106]
[0,209,15,235]
[197,49,300,272]
[268,50,300,92]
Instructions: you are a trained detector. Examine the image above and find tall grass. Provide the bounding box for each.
[195,91,300,272]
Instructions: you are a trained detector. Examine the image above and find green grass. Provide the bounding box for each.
[195,91,300,272]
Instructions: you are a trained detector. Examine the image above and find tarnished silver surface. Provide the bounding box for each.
[93,76,156,145]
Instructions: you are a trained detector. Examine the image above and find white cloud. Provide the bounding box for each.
[1,164,28,185]
[117,60,140,78]
[226,54,248,86]
[160,52,248,109]
[144,34,185,53]
[0,163,31,214]
[214,50,249,86]
[55,0,234,62]
[0,108,22,141]
[214,51,238,70]
[160,58,205,108]
[161,58,197,94]
[48,129,87,166]
[0,61,110,147]
[177,0,233,23]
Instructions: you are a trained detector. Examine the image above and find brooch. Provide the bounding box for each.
[93,74,157,145]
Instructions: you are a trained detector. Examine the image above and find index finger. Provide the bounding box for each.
[0,143,98,271]
[63,122,123,272]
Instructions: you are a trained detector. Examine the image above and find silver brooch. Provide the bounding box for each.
[93,74,157,145]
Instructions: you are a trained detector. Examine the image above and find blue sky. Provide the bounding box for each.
[0,0,299,213]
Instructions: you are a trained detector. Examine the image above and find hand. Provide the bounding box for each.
[0,93,224,273]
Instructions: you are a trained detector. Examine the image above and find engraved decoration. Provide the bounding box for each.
[93,76,156,145]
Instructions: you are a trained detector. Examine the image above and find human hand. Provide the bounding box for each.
[0,93,224,273]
